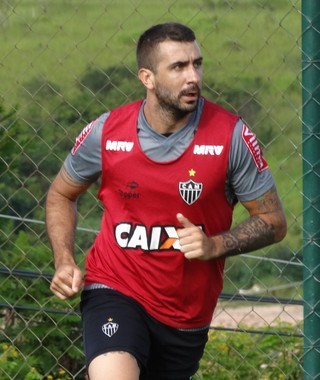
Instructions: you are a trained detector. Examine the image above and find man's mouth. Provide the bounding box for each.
[181,91,199,102]
[181,86,200,101]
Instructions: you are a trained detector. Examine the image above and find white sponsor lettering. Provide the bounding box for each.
[127,225,149,250]
[71,121,95,155]
[114,223,202,251]
[241,124,268,172]
[106,140,134,152]
[193,145,224,155]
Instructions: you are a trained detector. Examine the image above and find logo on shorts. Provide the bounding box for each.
[102,318,119,338]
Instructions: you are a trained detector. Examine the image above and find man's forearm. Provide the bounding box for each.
[213,186,287,259]
[220,215,275,257]
[46,191,78,268]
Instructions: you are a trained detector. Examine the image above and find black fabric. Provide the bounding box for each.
[80,288,208,380]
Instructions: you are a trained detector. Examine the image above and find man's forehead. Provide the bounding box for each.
[157,40,202,62]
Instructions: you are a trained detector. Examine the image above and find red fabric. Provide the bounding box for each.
[84,98,238,328]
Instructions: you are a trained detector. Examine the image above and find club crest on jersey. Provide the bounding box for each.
[179,180,203,205]
[102,318,119,338]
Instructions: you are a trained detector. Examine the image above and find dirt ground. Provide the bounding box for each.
[211,302,303,329]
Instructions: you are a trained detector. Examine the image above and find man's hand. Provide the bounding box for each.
[176,186,287,261]
[50,263,83,300]
[176,213,214,261]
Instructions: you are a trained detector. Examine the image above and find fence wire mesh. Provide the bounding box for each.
[0,0,304,379]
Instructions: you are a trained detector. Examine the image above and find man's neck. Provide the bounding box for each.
[143,99,192,135]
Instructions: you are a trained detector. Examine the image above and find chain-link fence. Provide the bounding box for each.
[0,0,306,379]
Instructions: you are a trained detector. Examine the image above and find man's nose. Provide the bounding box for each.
[186,65,201,84]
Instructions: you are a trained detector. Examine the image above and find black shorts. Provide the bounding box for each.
[80,288,209,380]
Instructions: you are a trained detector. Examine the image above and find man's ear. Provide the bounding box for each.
[138,68,155,90]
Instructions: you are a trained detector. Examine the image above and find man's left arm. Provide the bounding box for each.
[177,185,287,260]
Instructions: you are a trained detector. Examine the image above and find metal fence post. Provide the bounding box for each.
[302,1,320,379]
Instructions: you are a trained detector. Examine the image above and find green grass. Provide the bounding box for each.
[1,1,301,102]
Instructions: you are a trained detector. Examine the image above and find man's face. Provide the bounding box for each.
[152,40,203,117]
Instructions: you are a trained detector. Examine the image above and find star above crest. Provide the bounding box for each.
[189,168,196,177]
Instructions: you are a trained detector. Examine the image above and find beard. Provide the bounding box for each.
[154,83,201,120]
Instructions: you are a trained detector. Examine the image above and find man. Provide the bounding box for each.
[46,22,287,380]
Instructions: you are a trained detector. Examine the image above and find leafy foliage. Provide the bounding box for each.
[198,326,303,379]
[0,323,302,379]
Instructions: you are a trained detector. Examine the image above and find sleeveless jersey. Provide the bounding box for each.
[84,98,239,328]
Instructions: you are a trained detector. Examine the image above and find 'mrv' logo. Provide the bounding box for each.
[193,145,224,155]
[106,140,134,152]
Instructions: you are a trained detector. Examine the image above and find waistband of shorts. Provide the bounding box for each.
[83,283,114,291]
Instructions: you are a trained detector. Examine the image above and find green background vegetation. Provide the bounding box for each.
[0,0,302,378]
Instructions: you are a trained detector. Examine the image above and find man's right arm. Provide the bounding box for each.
[46,166,91,300]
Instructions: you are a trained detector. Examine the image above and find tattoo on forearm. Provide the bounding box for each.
[252,185,281,213]
[222,216,275,256]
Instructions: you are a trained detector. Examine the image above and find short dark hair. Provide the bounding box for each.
[136,22,196,71]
